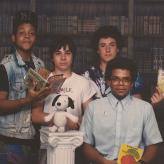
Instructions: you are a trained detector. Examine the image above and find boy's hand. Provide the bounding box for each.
[27,86,51,103]
[66,118,80,130]
[151,87,164,105]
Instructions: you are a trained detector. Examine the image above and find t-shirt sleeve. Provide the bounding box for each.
[0,64,9,92]
[81,78,96,104]
[143,104,163,146]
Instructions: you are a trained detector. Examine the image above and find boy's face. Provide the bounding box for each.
[52,45,73,72]
[12,23,36,52]
[106,68,133,99]
[97,37,119,64]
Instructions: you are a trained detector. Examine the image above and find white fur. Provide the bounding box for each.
[44,95,78,132]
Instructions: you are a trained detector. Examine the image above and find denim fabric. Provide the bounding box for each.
[0,51,44,139]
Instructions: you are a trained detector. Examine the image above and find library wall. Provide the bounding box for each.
[0,0,164,98]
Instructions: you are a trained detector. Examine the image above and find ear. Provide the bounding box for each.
[11,34,15,42]
[68,97,74,109]
[52,95,60,106]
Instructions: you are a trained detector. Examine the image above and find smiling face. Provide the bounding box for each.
[12,23,36,52]
[97,37,119,64]
[107,68,133,99]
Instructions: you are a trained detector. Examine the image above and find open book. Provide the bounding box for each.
[24,68,65,92]
[117,144,144,164]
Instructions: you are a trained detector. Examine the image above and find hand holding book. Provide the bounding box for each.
[24,68,65,93]
[117,144,144,164]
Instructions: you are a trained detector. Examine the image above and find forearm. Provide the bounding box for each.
[141,144,159,163]
[0,97,31,114]
[32,102,49,125]
[82,143,114,164]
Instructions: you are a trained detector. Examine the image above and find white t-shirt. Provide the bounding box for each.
[44,72,96,119]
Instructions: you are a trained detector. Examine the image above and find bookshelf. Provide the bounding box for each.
[34,0,129,72]
[0,0,164,98]
[132,0,164,99]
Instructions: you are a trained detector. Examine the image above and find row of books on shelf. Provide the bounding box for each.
[0,46,12,61]
[36,1,126,17]
[134,51,153,73]
[152,48,164,71]
[0,0,30,15]
[37,15,129,35]
[134,16,162,36]
[0,14,163,36]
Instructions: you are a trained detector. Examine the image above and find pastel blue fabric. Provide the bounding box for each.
[81,93,162,160]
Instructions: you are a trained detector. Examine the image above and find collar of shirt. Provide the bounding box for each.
[107,93,132,110]
[14,50,34,67]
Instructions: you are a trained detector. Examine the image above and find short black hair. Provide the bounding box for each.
[92,25,123,51]
[13,10,37,34]
[105,57,137,83]
[50,35,76,59]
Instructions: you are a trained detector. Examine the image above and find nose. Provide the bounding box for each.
[106,45,111,52]
[61,53,66,60]
[57,102,61,106]
[24,33,30,38]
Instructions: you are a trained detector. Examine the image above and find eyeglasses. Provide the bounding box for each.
[110,76,132,85]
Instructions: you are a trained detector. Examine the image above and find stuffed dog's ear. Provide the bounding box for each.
[68,97,74,109]
[52,95,60,106]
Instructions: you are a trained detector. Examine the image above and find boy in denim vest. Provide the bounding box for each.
[0,10,50,164]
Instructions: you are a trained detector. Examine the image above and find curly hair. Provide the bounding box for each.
[13,10,37,34]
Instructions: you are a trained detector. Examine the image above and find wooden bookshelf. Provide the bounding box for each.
[0,0,164,94]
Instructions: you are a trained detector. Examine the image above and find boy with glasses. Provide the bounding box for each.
[81,57,162,164]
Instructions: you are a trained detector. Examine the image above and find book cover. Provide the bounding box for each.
[157,69,164,93]
[24,68,66,92]
[117,144,144,164]
[24,68,49,91]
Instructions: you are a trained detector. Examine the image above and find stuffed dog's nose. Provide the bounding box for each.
[57,102,61,106]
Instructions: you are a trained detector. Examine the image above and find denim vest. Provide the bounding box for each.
[0,51,44,139]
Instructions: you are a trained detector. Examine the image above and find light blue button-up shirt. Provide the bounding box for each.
[81,93,163,160]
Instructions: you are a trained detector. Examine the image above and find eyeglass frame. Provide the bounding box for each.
[110,76,132,85]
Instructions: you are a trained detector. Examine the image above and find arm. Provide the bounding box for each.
[0,87,50,114]
[82,97,93,112]
[139,144,159,163]
[83,143,116,164]
[32,101,50,126]
[66,97,93,130]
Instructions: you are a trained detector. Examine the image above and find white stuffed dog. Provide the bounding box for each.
[44,94,78,132]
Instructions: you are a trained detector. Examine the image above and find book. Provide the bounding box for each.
[24,68,49,91]
[117,144,144,164]
[157,69,164,93]
[24,68,66,92]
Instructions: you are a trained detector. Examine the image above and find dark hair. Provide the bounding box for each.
[105,57,137,83]
[50,35,76,59]
[13,10,37,34]
[92,25,123,65]
[92,25,123,51]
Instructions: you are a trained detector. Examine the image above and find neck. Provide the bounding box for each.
[112,93,128,101]
[100,61,107,73]
[17,49,32,62]
[53,69,72,78]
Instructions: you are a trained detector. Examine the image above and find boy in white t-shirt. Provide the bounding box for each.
[32,35,96,164]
